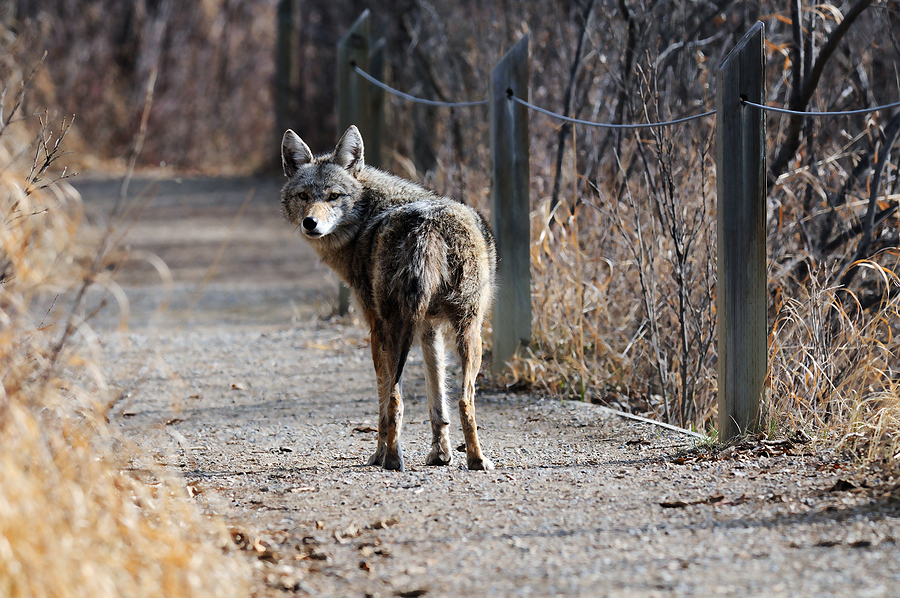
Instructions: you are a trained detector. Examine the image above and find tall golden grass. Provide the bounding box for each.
[769,257,900,465]
[0,56,249,597]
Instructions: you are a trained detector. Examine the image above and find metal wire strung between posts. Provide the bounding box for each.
[509,93,716,129]
[742,98,900,116]
[352,64,489,107]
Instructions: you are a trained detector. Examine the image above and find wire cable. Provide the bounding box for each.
[510,94,715,129]
[352,65,489,107]
[742,98,900,116]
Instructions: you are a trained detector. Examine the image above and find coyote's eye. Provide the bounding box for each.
[328,192,341,201]
[298,191,309,201]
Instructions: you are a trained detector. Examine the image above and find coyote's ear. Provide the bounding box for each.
[282,129,313,178]
[334,125,364,175]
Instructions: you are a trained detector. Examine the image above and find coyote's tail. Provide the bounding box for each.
[393,224,448,321]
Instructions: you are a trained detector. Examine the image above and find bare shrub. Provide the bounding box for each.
[9,1,278,172]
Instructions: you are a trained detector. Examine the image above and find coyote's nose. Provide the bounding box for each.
[302,217,317,232]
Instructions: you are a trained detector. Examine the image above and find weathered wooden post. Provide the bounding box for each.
[336,11,375,315]
[490,35,531,375]
[716,22,766,440]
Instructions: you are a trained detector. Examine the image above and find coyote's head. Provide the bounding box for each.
[280,125,366,248]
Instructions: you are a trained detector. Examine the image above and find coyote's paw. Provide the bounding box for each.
[467,455,494,471]
[383,450,405,472]
[367,446,386,467]
[425,445,452,466]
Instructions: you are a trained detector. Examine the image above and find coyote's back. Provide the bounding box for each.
[281,125,496,472]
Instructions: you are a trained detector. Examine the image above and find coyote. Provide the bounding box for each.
[280,125,496,472]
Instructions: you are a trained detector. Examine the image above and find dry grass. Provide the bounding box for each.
[0,55,250,598]
[769,258,900,465]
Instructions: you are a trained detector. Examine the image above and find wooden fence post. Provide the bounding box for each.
[716,21,766,440]
[336,11,373,315]
[490,35,531,375]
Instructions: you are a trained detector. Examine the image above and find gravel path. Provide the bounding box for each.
[78,175,900,597]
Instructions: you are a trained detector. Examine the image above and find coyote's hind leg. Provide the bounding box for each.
[455,317,493,471]
[369,323,413,472]
[421,323,452,466]
[367,328,389,467]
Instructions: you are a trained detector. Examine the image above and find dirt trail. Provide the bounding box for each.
[77,175,900,597]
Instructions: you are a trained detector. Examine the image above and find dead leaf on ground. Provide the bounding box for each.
[230,529,279,561]
[266,571,303,591]
[186,480,202,497]
[359,542,391,558]
[625,438,651,446]
[660,495,725,509]
[295,547,329,561]
[660,500,690,509]
[353,426,378,433]
[369,517,399,530]
[827,479,864,493]
[335,523,361,543]
[815,539,841,547]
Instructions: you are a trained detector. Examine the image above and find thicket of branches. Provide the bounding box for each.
[5,0,278,171]
[6,1,900,456]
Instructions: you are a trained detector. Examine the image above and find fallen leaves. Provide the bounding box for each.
[359,542,391,558]
[672,431,813,465]
[230,528,278,562]
[334,523,361,544]
[826,479,868,493]
[369,517,399,530]
[660,495,725,509]
[186,480,203,498]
